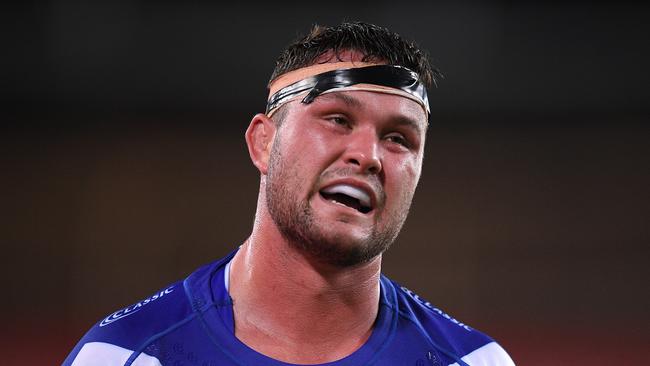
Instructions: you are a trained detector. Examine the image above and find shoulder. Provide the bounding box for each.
[386,278,515,365]
[63,252,236,366]
[62,281,192,366]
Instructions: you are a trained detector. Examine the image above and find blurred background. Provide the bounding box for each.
[2,1,649,365]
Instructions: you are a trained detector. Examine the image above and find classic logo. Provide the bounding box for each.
[401,286,472,332]
[99,286,174,327]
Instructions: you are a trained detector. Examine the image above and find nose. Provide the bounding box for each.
[343,129,382,175]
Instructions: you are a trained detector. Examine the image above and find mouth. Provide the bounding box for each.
[319,184,373,214]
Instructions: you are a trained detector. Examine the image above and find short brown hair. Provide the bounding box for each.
[269,22,441,90]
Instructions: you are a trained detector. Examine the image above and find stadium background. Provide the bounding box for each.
[2,1,649,365]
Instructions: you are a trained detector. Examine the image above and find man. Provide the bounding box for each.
[63,22,515,366]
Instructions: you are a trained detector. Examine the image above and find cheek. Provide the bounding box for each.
[291,128,340,167]
[389,157,421,188]
[277,130,336,191]
[383,158,422,209]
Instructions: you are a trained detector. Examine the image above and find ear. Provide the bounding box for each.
[245,113,277,175]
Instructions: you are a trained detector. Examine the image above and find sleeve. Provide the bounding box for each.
[448,341,515,366]
[64,342,162,366]
[61,284,182,366]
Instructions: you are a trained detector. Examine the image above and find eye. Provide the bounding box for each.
[385,133,410,148]
[327,115,351,128]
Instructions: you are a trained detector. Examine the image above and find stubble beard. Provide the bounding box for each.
[265,137,413,268]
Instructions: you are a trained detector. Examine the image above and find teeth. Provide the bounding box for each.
[321,184,371,208]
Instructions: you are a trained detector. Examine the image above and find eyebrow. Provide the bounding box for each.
[316,92,362,108]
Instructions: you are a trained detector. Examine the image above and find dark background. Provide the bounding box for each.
[2,1,649,365]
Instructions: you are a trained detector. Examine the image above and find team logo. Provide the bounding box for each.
[99,286,174,327]
[415,351,442,366]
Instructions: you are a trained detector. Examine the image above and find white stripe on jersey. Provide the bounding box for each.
[448,341,515,366]
[71,342,162,366]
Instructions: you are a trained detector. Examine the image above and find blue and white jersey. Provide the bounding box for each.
[63,250,514,366]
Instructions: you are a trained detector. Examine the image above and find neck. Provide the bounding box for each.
[228,207,381,364]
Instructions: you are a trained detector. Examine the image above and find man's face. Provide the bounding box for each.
[265,89,427,267]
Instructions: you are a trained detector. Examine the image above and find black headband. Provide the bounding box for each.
[266,65,430,115]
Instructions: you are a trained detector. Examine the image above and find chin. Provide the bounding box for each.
[296,227,387,268]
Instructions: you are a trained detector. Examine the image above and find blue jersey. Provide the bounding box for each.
[63,250,514,366]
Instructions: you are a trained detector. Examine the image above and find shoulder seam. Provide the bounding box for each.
[182,275,247,366]
[123,310,201,366]
[382,300,471,366]
[123,281,215,366]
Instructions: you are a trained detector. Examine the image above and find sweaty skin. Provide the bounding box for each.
[228,51,428,364]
